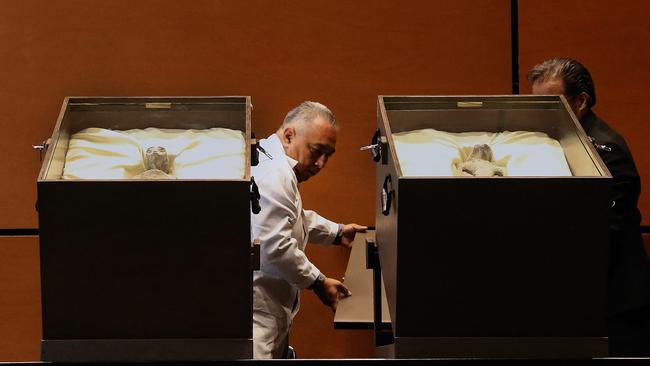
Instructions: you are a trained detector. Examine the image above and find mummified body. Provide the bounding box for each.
[458,144,506,177]
[133,146,175,179]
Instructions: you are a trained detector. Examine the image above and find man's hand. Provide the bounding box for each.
[339,223,368,248]
[313,277,351,312]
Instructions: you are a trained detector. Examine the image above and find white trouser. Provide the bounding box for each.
[253,308,290,359]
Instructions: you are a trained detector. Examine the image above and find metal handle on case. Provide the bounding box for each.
[381,175,393,216]
[251,132,272,166]
[360,129,385,163]
[588,136,612,152]
[33,139,51,162]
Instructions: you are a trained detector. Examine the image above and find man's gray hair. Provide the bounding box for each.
[282,101,337,130]
[527,57,597,108]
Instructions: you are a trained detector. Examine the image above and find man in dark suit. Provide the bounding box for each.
[529,58,650,355]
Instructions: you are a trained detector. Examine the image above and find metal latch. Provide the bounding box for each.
[257,145,273,160]
[251,132,272,167]
[361,128,387,164]
[33,138,51,161]
[588,136,612,152]
[360,143,380,157]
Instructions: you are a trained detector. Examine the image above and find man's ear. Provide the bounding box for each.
[278,127,296,151]
[281,126,295,145]
[576,92,590,116]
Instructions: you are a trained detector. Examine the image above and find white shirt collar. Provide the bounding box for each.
[285,153,298,169]
[265,133,298,169]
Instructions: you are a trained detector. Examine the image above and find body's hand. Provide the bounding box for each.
[313,277,351,312]
[339,223,368,248]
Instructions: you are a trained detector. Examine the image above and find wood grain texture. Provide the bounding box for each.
[0,0,511,228]
[0,0,511,359]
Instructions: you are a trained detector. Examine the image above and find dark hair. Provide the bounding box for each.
[527,58,596,108]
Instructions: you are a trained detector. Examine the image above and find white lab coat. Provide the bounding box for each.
[251,133,339,359]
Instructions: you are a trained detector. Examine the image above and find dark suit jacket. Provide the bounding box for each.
[582,111,650,315]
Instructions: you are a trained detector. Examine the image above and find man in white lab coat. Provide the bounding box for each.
[251,101,367,359]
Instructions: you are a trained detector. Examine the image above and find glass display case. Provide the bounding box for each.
[372,95,611,358]
[37,96,256,361]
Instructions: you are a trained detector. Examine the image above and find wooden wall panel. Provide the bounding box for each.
[293,245,375,358]
[0,0,511,229]
[519,0,650,224]
[0,0,511,360]
[0,236,41,361]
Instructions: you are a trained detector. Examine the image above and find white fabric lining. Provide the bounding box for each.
[392,129,572,177]
[62,127,246,179]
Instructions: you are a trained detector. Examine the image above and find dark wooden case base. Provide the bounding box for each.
[41,338,252,362]
[37,97,254,361]
[373,95,612,358]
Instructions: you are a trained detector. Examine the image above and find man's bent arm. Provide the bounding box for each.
[253,171,322,289]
